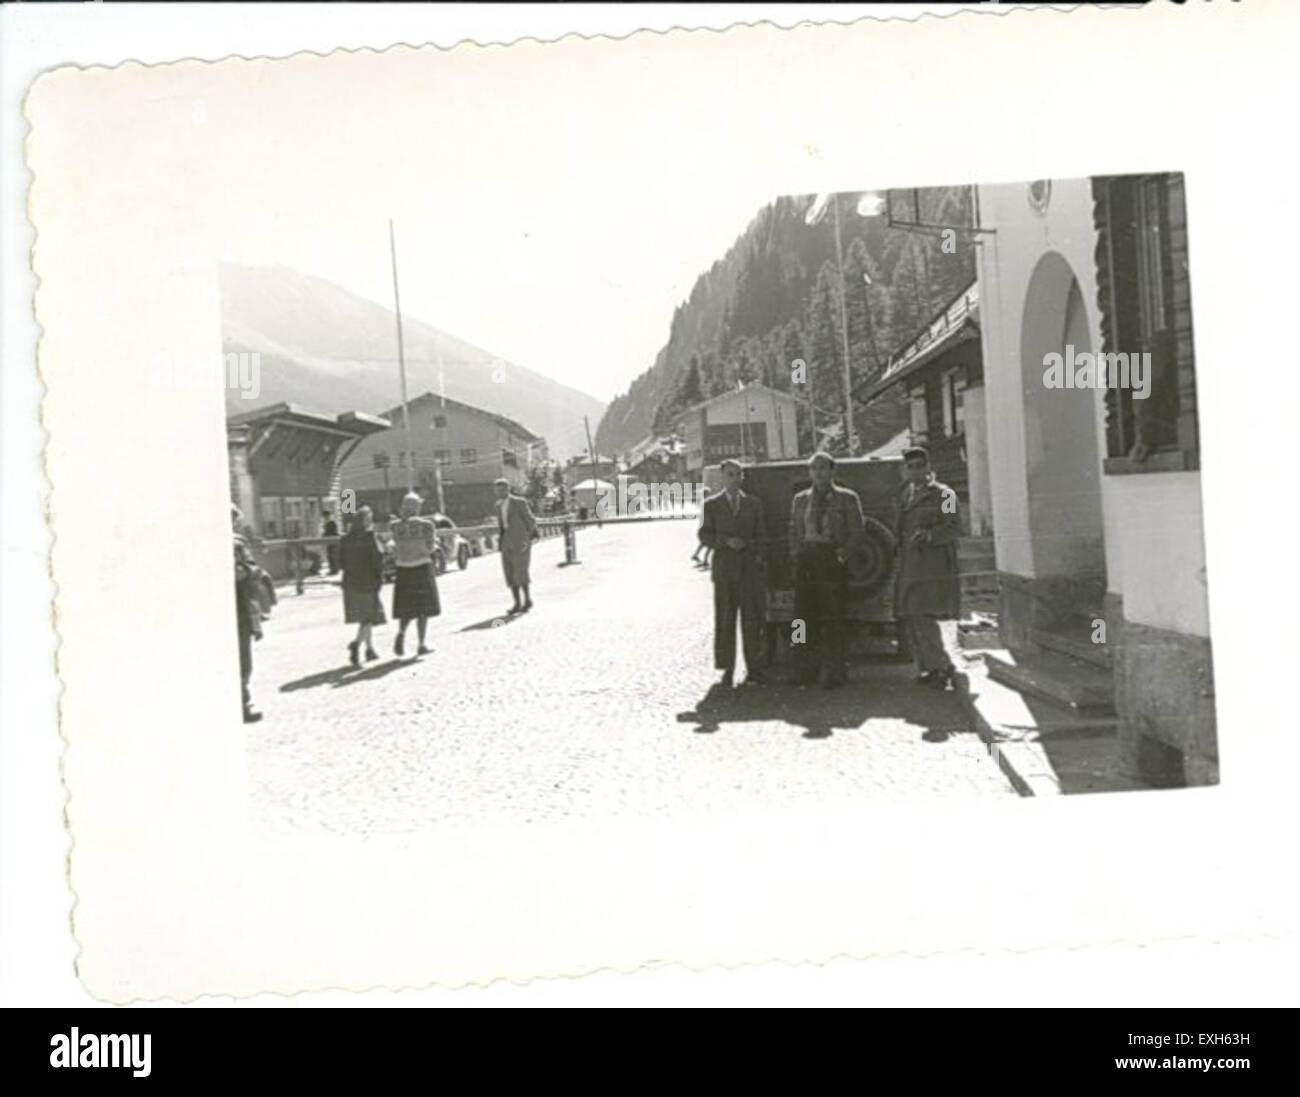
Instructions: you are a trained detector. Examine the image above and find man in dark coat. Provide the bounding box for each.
[232,504,264,723]
[698,459,766,687]
[788,451,865,688]
[894,446,961,688]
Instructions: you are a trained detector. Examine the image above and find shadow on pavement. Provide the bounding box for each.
[279,657,421,692]
[458,613,524,633]
[675,664,971,742]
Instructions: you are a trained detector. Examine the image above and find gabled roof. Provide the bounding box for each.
[676,381,800,419]
[856,281,980,404]
[227,402,391,436]
[380,392,543,443]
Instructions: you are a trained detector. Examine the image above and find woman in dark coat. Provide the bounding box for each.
[338,505,387,667]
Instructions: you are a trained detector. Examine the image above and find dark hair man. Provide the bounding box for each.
[787,451,865,688]
[698,459,766,687]
[895,446,961,688]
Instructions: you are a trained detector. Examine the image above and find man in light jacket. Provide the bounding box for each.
[495,478,540,614]
[788,451,865,688]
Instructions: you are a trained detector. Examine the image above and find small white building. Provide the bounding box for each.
[673,382,800,476]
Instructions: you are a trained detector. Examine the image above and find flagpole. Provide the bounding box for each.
[832,194,857,456]
[389,219,415,494]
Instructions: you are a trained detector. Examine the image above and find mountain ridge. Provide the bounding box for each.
[221,263,604,460]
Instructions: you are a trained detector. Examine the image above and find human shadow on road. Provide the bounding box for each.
[279,657,421,693]
[675,664,971,742]
[458,613,524,633]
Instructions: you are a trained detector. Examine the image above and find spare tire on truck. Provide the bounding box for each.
[843,513,897,597]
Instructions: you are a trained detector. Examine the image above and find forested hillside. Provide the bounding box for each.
[595,188,977,457]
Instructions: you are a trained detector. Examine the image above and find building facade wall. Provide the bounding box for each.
[340,398,535,506]
[976,177,1105,584]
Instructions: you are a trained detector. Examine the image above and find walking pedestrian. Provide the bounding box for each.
[698,459,766,687]
[232,504,263,723]
[338,505,386,667]
[895,446,961,689]
[495,477,539,614]
[389,492,440,656]
[323,511,340,575]
[691,498,713,568]
[788,452,865,689]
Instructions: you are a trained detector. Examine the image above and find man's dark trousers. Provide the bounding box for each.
[714,572,762,673]
[793,543,848,683]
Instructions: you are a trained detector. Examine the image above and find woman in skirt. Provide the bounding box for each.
[389,492,441,656]
[338,505,386,666]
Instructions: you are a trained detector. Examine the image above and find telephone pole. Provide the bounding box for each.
[389,219,415,492]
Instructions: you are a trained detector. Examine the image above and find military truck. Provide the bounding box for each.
[741,456,909,664]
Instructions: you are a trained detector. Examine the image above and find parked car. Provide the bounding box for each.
[431,513,471,575]
[377,513,471,580]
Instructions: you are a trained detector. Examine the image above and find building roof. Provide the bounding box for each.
[855,281,980,404]
[227,402,391,436]
[676,381,799,420]
[381,392,543,444]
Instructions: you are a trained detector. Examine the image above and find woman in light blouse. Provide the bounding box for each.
[389,492,441,656]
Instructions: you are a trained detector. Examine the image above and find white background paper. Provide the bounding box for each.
[5,2,1299,1006]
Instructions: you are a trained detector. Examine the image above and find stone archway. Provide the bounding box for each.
[1019,251,1106,590]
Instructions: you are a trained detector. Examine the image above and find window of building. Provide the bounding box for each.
[1096,172,1195,473]
[283,496,305,539]
[941,369,966,437]
[460,448,476,465]
[433,415,447,429]
[434,449,451,466]
[260,496,282,539]
[909,386,929,442]
[503,448,518,468]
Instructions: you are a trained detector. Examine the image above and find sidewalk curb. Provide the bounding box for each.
[945,637,1063,797]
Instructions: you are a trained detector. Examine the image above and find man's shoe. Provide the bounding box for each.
[394,634,405,656]
[507,604,522,615]
[743,671,767,686]
[242,708,263,724]
[417,644,432,655]
[719,669,734,688]
[522,599,533,612]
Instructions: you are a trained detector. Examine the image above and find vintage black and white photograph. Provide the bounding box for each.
[22,0,1295,1005]
[225,170,1214,835]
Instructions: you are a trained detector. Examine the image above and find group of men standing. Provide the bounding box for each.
[698,446,961,690]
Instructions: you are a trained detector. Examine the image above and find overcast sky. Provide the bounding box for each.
[207,40,804,406]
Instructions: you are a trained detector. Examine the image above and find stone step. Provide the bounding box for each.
[985,649,1116,714]
[1035,620,1111,670]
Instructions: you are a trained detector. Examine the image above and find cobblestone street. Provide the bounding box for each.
[247,519,1014,834]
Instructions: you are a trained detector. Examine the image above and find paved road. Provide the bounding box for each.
[247,519,1014,834]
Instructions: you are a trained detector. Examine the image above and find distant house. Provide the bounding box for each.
[856,280,991,536]
[564,453,619,489]
[227,402,391,577]
[673,382,800,478]
[339,392,546,524]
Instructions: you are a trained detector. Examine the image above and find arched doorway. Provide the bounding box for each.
[1019,251,1106,587]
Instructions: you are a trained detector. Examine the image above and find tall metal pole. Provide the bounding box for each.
[389,219,415,493]
[832,195,856,456]
[583,415,599,519]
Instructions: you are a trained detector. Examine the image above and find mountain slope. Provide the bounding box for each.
[594,189,977,458]
[220,264,604,459]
